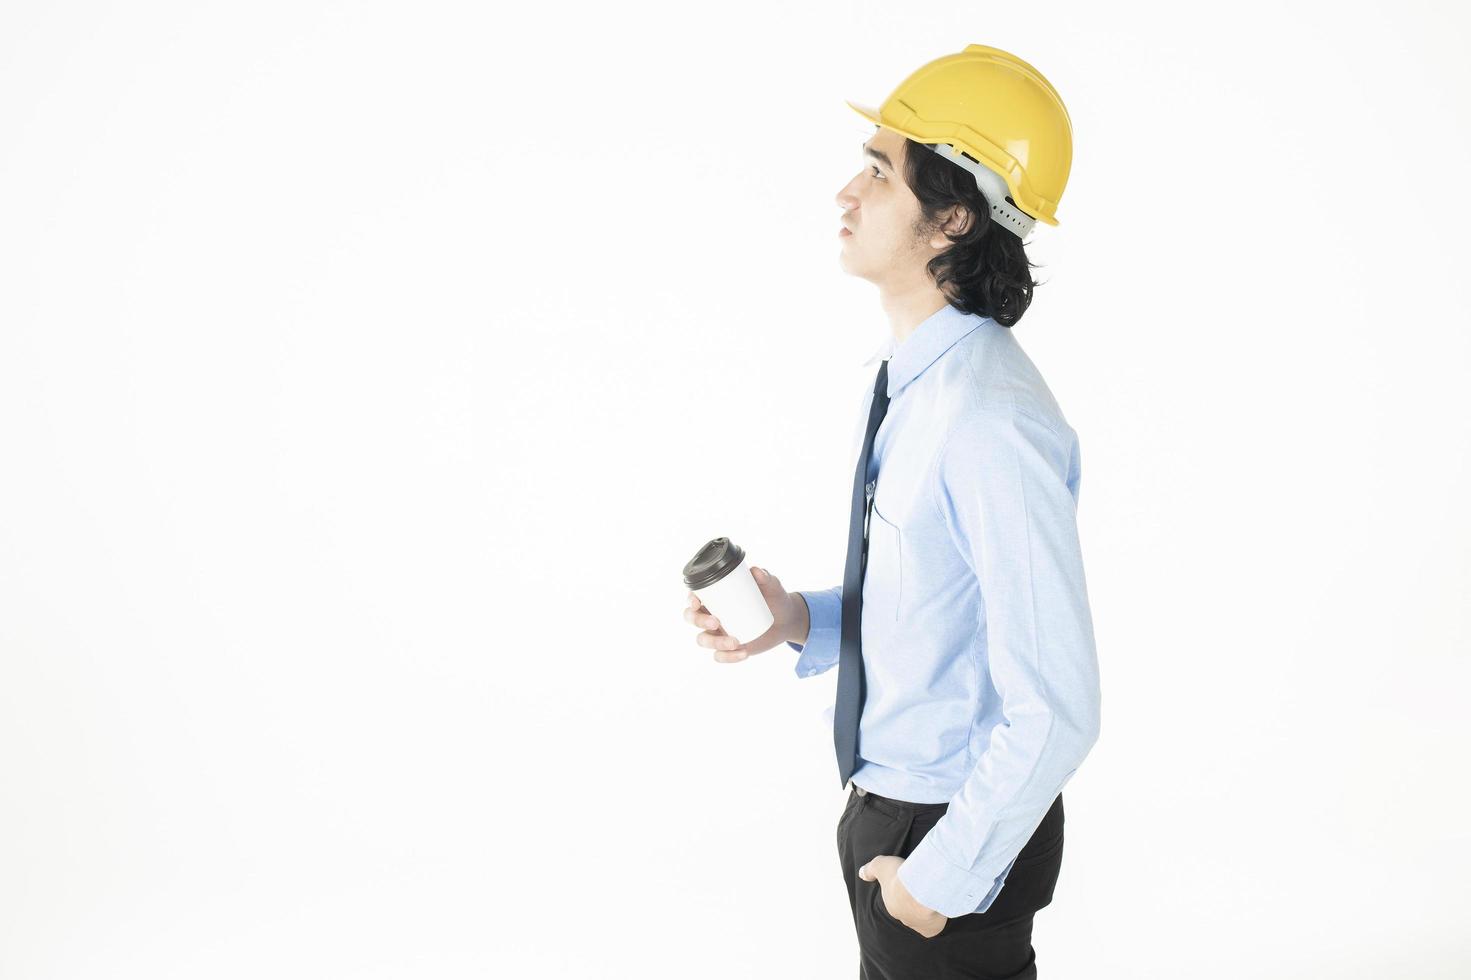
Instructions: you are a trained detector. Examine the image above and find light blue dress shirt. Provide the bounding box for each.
[790,301,1102,918]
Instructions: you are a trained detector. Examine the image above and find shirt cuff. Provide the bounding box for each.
[898,831,1016,918]
[789,587,842,678]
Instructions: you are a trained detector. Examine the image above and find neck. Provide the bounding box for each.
[876,284,950,347]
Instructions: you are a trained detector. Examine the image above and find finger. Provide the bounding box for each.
[713,646,749,663]
[688,606,723,629]
[684,604,720,631]
[697,630,739,650]
[684,603,718,626]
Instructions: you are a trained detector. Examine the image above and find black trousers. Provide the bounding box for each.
[837,784,1065,980]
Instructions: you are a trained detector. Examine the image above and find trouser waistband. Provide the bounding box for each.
[848,780,950,815]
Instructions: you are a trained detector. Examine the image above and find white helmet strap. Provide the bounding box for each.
[924,142,1038,240]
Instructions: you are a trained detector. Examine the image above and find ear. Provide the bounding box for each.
[929,205,974,249]
[943,204,975,237]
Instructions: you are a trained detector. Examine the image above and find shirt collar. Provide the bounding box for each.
[861,303,987,398]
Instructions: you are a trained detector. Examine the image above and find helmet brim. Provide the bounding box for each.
[844,99,923,141]
[844,99,938,153]
[845,100,882,126]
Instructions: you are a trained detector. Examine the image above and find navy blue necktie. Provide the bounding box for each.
[834,358,890,789]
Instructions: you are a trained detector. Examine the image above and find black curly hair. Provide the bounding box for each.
[895,134,1042,328]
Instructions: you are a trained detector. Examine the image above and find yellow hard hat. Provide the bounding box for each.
[846,44,1073,236]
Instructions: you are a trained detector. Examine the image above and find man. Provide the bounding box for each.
[683,45,1101,979]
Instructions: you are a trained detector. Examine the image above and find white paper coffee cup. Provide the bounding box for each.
[682,537,775,646]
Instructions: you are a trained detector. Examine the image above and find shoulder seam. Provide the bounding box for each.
[959,330,1067,439]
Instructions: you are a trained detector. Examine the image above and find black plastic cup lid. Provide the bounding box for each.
[683,537,746,591]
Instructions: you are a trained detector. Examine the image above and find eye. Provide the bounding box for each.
[869,165,886,180]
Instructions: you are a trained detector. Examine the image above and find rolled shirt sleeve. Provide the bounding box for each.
[788,586,842,678]
[897,407,1103,918]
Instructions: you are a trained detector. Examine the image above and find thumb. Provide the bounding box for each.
[858,862,871,881]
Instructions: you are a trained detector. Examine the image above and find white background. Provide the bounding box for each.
[2,2,1468,977]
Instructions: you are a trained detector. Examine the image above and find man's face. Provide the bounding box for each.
[834,127,933,286]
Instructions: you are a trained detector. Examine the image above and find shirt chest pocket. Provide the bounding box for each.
[863,499,904,621]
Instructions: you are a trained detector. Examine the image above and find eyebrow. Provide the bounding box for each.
[862,143,895,171]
